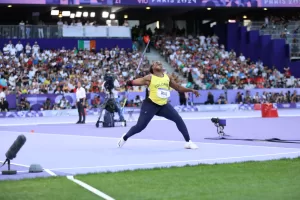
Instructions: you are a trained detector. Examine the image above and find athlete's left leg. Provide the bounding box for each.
[156,103,198,149]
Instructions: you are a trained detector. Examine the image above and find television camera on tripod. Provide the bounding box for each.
[95,72,126,128]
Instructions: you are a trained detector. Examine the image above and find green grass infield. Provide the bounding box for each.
[1,158,300,200]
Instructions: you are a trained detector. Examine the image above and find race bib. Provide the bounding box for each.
[157,88,170,99]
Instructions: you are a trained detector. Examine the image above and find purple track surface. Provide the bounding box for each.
[0,110,300,181]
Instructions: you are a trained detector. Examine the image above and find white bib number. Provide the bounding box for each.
[157,88,170,99]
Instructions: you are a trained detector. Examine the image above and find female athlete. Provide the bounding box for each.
[118,61,200,149]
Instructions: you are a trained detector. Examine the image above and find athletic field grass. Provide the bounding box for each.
[1,158,300,200]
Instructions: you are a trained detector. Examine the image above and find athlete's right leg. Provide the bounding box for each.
[118,99,159,147]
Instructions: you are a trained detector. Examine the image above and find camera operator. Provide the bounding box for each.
[0,88,8,112]
[98,72,125,122]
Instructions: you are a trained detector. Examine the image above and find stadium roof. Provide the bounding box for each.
[0,5,299,24]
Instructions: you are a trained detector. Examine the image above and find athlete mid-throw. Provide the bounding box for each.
[118,61,200,149]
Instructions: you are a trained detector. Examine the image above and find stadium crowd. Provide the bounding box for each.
[0,39,152,111]
[0,40,150,95]
[0,29,300,111]
[155,33,300,90]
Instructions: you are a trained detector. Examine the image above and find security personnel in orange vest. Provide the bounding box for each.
[143,34,150,52]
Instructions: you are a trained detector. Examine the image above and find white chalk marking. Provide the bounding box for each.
[44,169,57,176]
[67,175,116,200]
[0,114,299,126]
[0,130,299,151]
[50,151,300,171]
[17,170,28,173]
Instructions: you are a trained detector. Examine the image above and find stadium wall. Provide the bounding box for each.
[1,103,300,119]
[0,38,133,50]
[6,88,300,110]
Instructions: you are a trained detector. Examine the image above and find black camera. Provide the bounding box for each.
[211,118,226,127]
[104,73,115,94]
[211,118,219,124]
[211,118,227,138]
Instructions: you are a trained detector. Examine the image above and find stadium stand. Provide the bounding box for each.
[155,33,300,91]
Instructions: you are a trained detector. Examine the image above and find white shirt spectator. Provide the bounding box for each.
[0,91,5,100]
[206,37,211,45]
[76,87,86,102]
[32,87,39,94]
[9,75,17,87]
[264,17,269,25]
[25,44,31,54]
[32,44,40,54]
[10,47,16,56]
[7,43,13,50]
[239,54,246,62]
[3,46,9,55]
[211,35,219,43]
[16,43,23,52]
[60,99,68,108]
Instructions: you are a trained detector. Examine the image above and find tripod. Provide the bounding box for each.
[95,91,126,128]
[213,123,230,138]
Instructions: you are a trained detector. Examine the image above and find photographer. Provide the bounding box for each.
[99,72,125,122]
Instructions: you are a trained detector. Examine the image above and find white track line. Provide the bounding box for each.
[67,176,116,200]
[0,114,300,127]
[49,151,300,171]
[1,130,299,150]
[44,169,57,176]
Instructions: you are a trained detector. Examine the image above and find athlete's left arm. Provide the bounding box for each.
[168,75,200,97]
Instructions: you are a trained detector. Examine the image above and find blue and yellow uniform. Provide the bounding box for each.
[123,73,191,143]
[148,74,170,106]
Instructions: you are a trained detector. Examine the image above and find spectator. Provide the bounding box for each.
[133,95,143,107]
[291,90,298,102]
[0,88,8,111]
[91,96,101,108]
[205,92,214,104]
[18,97,30,111]
[178,91,187,106]
[156,32,299,90]
[58,96,69,109]
[43,98,52,110]
[235,92,243,104]
[218,94,227,104]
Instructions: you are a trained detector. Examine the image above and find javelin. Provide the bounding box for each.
[122,40,150,110]
[136,40,150,74]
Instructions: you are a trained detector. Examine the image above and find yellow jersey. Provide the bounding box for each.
[148,74,170,105]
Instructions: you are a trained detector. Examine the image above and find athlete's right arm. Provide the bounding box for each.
[126,75,151,86]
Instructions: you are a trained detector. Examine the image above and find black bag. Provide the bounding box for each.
[105,99,116,113]
[103,111,114,127]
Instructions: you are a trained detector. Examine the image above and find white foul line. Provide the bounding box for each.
[49,151,300,171]
[1,130,299,151]
[67,176,116,200]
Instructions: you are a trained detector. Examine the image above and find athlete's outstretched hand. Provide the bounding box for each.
[192,90,200,97]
